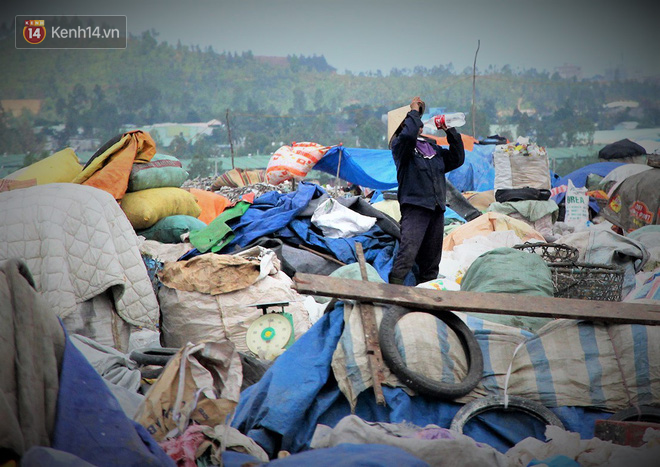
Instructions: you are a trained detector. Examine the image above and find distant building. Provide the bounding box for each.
[135,119,223,147]
[255,56,289,67]
[554,64,582,80]
[1,99,42,117]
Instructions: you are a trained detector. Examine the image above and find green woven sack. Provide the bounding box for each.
[137,215,206,244]
[461,247,554,333]
[127,154,189,192]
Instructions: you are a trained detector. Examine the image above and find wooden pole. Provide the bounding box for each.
[226,108,235,170]
[471,39,480,138]
[355,243,386,406]
[334,146,343,190]
[293,273,660,325]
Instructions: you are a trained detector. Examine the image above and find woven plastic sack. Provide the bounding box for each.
[265,142,329,185]
[121,187,202,230]
[564,179,589,227]
[5,148,81,184]
[127,154,188,192]
[136,215,207,243]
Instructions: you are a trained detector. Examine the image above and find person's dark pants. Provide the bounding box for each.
[389,204,445,285]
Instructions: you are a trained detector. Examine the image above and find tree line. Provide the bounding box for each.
[1,27,658,177]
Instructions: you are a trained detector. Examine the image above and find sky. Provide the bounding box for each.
[3,0,660,77]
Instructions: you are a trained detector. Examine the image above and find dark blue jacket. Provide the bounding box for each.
[391,110,465,210]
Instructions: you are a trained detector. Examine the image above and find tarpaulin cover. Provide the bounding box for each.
[224,183,327,249]
[231,306,611,458]
[446,144,496,192]
[314,147,398,190]
[221,443,429,467]
[53,331,174,466]
[552,162,623,211]
[314,145,497,193]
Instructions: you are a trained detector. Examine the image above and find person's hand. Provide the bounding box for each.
[410,97,425,114]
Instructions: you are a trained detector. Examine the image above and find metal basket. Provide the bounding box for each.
[513,242,579,263]
[548,262,624,301]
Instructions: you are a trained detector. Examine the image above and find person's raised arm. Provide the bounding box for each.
[443,127,465,172]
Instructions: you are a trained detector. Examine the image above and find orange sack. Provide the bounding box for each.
[187,188,231,224]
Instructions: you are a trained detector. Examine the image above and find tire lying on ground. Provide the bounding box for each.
[450,395,565,433]
[130,347,179,366]
[379,305,484,400]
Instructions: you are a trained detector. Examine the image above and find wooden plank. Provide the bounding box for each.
[293,273,660,325]
[355,243,386,406]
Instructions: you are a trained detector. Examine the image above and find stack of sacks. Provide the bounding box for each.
[122,154,203,242]
[157,248,311,355]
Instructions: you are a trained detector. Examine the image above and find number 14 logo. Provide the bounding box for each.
[23,20,46,45]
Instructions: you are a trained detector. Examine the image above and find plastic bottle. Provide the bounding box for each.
[431,112,466,129]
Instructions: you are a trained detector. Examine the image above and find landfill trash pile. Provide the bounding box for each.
[1,131,659,466]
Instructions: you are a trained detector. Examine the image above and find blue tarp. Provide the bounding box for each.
[446,144,496,192]
[315,147,398,190]
[314,145,498,192]
[224,182,326,249]
[232,306,611,458]
[552,162,624,212]
[53,329,174,467]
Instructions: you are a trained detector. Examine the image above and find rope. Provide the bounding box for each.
[503,341,525,409]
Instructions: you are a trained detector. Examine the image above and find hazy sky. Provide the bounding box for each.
[4,0,659,77]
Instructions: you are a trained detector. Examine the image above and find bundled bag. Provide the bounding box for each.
[127,154,188,192]
[311,198,377,238]
[563,179,589,227]
[134,340,241,441]
[121,187,202,230]
[4,148,82,185]
[265,142,329,185]
[493,138,551,190]
[495,187,551,203]
[136,215,207,243]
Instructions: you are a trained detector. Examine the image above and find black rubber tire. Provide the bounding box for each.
[450,395,565,433]
[139,366,165,380]
[609,406,660,423]
[130,347,178,366]
[379,305,484,400]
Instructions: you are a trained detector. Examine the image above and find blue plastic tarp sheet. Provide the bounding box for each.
[314,147,398,190]
[447,144,496,192]
[314,145,497,193]
[222,444,429,467]
[53,330,174,467]
[223,182,327,250]
[232,306,612,458]
[277,219,399,282]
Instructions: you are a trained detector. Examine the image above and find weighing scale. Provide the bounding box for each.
[246,301,295,359]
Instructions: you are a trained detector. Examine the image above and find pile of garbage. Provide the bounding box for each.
[1,131,659,466]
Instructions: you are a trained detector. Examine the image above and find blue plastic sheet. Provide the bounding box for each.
[224,182,327,249]
[315,147,398,190]
[447,144,496,192]
[53,331,174,467]
[232,306,612,458]
[314,145,497,193]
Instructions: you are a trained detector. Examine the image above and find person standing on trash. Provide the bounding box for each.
[388,97,465,285]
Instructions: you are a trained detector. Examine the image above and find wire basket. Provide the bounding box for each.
[513,242,579,263]
[548,262,624,301]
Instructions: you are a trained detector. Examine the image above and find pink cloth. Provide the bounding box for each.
[159,424,207,467]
